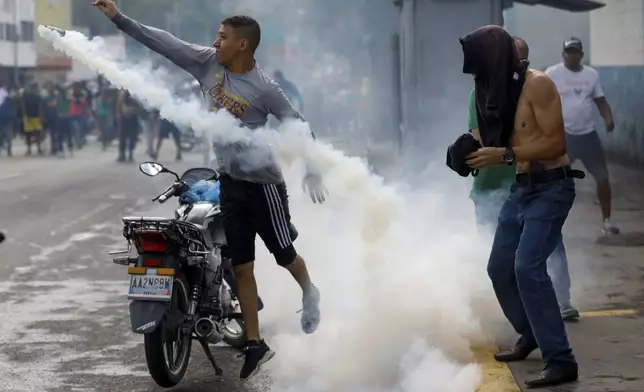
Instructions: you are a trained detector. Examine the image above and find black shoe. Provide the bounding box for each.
[494,336,538,362]
[239,340,275,380]
[525,361,578,388]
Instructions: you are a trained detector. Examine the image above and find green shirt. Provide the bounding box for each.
[468,88,516,196]
[56,89,69,116]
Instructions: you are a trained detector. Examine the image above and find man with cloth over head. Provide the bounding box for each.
[468,36,579,322]
[461,25,580,388]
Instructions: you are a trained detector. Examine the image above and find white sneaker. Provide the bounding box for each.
[602,218,620,235]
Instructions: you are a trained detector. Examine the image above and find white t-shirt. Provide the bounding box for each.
[545,63,603,136]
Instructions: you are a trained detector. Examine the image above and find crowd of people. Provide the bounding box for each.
[0,78,186,162]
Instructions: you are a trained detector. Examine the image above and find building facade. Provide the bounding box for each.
[0,0,37,85]
[33,0,73,83]
[504,3,591,70]
[590,0,644,164]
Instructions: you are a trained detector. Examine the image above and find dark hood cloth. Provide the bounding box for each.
[460,25,528,148]
[446,133,482,177]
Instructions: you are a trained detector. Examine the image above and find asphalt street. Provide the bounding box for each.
[1,139,644,392]
[0,142,255,392]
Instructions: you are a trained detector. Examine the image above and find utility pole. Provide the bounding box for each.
[12,0,19,87]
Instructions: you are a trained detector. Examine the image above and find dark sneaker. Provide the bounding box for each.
[561,306,580,322]
[299,285,321,334]
[239,340,275,380]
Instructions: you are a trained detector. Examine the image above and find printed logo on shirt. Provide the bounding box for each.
[574,88,582,96]
[208,82,249,119]
[565,80,589,87]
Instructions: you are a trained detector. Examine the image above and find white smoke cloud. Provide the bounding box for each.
[38,25,505,392]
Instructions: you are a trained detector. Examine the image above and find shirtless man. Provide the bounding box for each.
[468,36,579,322]
[461,26,578,388]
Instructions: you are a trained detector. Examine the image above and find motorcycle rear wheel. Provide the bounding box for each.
[144,274,192,388]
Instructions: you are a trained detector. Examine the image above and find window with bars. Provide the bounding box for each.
[20,21,34,41]
[5,23,17,42]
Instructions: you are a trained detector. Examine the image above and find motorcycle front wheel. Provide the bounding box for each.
[179,129,196,152]
[179,139,195,152]
[144,274,192,388]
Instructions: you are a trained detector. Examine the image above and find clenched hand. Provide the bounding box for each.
[302,172,328,204]
[92,0,119,19]
[465,147,505,169]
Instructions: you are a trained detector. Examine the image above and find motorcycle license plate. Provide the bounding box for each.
[128,271,173,301]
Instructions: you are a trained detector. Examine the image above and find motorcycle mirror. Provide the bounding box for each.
[139,162,164,177]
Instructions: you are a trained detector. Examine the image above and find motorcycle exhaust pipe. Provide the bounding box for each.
[194,317,224,344]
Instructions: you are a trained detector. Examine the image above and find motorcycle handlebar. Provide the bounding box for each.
[155,182,186,204]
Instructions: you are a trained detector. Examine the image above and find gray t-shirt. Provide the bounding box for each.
[112,13,304,184]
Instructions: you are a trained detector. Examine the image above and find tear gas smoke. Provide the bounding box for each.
[39,25,504,392]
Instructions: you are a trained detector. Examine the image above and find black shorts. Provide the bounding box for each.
[159,120,180,140]
[219,174,298,267]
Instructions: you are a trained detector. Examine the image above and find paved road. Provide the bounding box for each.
[2,140,644,392]
[506,162,644,391]
[0,143,253,392]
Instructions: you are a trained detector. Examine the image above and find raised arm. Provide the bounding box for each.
[94,1,215,80]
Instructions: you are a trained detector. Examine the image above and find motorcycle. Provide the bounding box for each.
[110,162,247,387]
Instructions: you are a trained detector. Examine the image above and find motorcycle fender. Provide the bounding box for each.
[129,300,169,334]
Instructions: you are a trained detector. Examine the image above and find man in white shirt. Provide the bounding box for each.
[545,38,618,235]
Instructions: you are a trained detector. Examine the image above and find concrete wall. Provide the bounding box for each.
[590,0,644,164]
[398,0,504,169]
[590,0,643,66]
[504,4,590,70]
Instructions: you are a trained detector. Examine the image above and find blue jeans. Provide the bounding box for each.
[487,178,576,364]
[473,189,573,309]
